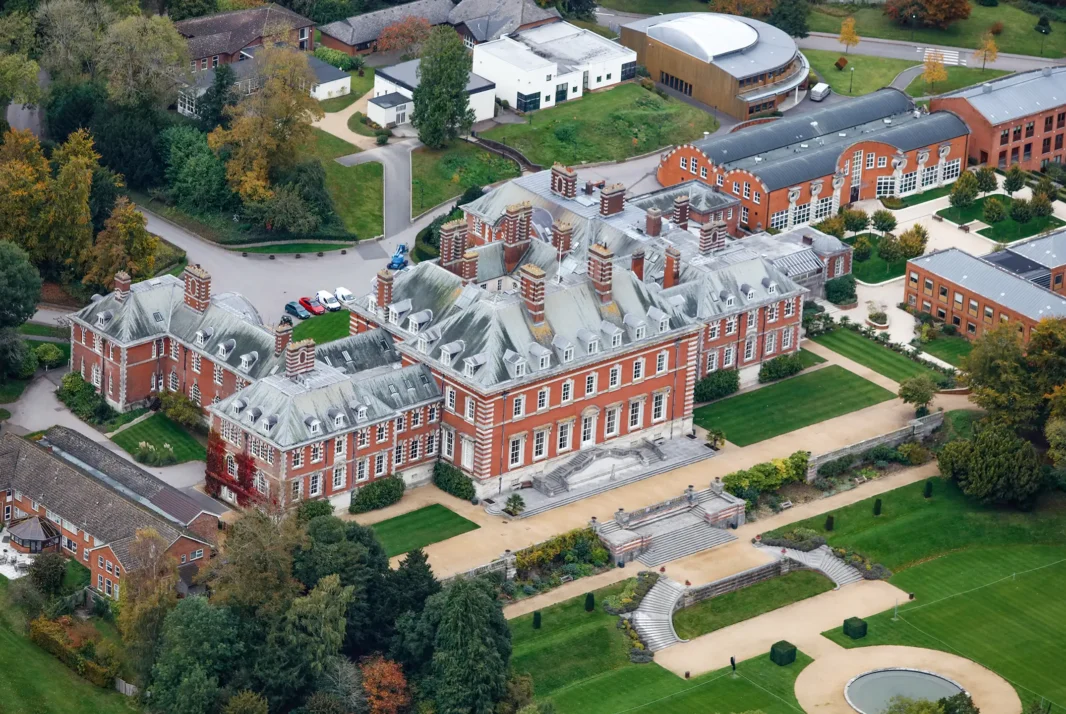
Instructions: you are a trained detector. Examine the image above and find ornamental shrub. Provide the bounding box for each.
[817,453,856,478]
[842,209,869,233]
[35,342,64,369]
[825,275,857,305]
[693,369,739,402]
[770,640,797,666]
[983,196,1006,223]
[758,353,805,383]
[825,514,835,531]
[873,498,882,516]
[532,611,541,629]
[1031,192,1053,218]
[1010,198,1032,224]
[313,46,354,71]
[585,592,595,612]
[851,235,872,262]
[297,500,334,522]
[349,475,405,513]
[843,616,868,639]
[924,479,934,498]
[433,461,476,501]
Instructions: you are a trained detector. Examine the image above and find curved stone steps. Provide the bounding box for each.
[631,577,687,652]
[760,544,863,588]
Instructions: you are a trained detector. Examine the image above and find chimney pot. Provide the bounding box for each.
[551,220,573,259]
[550,163,578,199]
[520,263,546,324]
[664,246,681,289]
[599,183,626,217]
[672,195,690,231]
[113,271,131,302]
[645,208,662,237]
[802,234,813,246]
[274,322,293,356]
[631,248,646,281]
[587,243,614,304]
[182,264,212,313]
[285,339,316,381]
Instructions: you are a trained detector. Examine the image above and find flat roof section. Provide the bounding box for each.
[475,36,556,71]
[937,66,1066,126]
[376,58,495,95]
[515,21,635,72]
[369,91,410,109]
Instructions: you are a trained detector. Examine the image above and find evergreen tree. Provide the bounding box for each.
[412,26,475,149]
[768,0,809,38]
[0,241,41,330]
[924,479,934,498]
[197,63,238,131]
[824,514,835,531]
[385,548,441,622]
[873,498,883,516]
[965,424,1044,507]
[585,592,595,612]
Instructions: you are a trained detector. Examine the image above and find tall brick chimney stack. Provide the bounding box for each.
[698,221,727,255]
[664,246,681,289]
[550,163,577,198]
[599,183,626,217]
[439,219,468,275]
[503,202,532,274]
[520,264,546,324]
[183,264,211,313]
[672,195,690,231]
[631,248,645,281]
[113,271,131,302]
[274,322,293,356]
[460,250,479,283]
[645,208,662,237]
[587,243,614,304]
[285,339,316,381]
[375,269,393,314]
[551,220,573,259]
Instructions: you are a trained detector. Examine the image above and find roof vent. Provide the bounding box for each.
[1043,67,1053,77]
[838,132,846,137]
[754,156,762,163]
[883,118,892,125]
[982,83,993,94]
[800,143,808,149]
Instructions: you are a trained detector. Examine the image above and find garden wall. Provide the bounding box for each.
[675,558,804,610]
[441,551,516,584]
[806,411,944,480]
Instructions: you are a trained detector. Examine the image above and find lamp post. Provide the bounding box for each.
[849,66,855,94]
[911,13,917,41]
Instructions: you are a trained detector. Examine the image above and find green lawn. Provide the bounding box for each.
[0,577,139,714]
[943,408,981,441]
[892,183,954,208]
[19,323,69,339]
[846,233,908,283]
[62,560,91,593]
[922,335,973,367]
[798,347,827,368]
[811,328,940,383]
[319,68,375,113]
[673,570,834,640]
[411,142,520,215]
[905,66,1011,97]
[481,83,718,167]
[511,579,813,713]
[693,366,894,446]
[978,213,1065,243]
[292,309,351,345]
[25,339,71,365]
[304,129,385,239]
[804,49,917,97]
[808,2,1066,57]
[346,112,379,137]
[368,504,480,557]
[111,413,206,464]
[100,407,150,434]
[0,378,31,404]
[236,242,352,254]
[596,0,705,13]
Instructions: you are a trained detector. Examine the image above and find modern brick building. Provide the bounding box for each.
[1,430,217,600]
[905,246,1066,341]
[657,89,970,233]
[175,4,314,72]
[931,66,1066,170]
[983,230,1066,294]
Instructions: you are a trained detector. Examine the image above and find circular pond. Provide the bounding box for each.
[845,669,965,713]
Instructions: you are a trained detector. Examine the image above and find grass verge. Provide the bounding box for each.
[0,379,31,404]
[369,504,480,557]
[292,309,351,345]
[811,328,941,383]
[410,142,520,214]
[19,324,69,339]
[798,348,827,368]
[804,49,917,97]
[692,365,894,446]
[905,66,1011,97]
[235,242,352,254]
[845,233,907,283]
[305,129,385,239]
[891,183,954,208]
[111,413,206,464]
[921,335,972,367]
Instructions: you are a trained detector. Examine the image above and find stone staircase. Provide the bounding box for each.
[637,522,736,568]
[764,545,864,588]
[631,577,687,652]
[533,445,655,497]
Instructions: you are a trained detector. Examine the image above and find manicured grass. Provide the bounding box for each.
[922,335,972,367]
[369,504,480,557]
[811,328,940,383]
[411,142,520,214]
[596,0,705,13]
[19,323,69,339]
[821,545,1066,710]
[943,408,981,441]
[804,49,917,97]
[304,129,384,239]
[692,366,894,446]
[111,413,206,464]
[808,3,1066,57]
[292,309,351,345]
[346,112,379,137]
[236,242,352,254]
[905,66,1011,97]
[481,83,718,167]
[62,560,91,593]
[673,570,835,640]
[978,213,1065,243]
[101,408,149,434]
[510,579,813,714]
[0,378,31,404]
[305,128,360,162]
[319,67,375,113]
[0,576,139,714]
[846,233,907,283]
[892,183,954,207]
[569,18,617,38]
[798,347,827,368]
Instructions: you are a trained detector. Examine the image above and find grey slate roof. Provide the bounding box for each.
[449,0,560,41]
[0,434,209,569]
[376,58,495,95]
[938,66,1066,125]
[318,0,455,46]
[628,180,739,216]
[687,89,967,191]
[175,4,311,58]
[912,248,1066,322]
[369,91,410,109]
[773,226,849,258]
[315,329,401,375]
[40,427,212,530]
[1001,228,1066,269]
[188,53,346,91]
[71,274,285,383]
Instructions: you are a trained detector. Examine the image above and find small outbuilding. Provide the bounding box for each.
[367,58,495,128]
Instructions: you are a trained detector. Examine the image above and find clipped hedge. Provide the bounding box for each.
[843,617,868,640]
[29,616,117,688]
[758,527,825,552]
[349,475,405,514]
[693,369,739,402]
[723,450,809,507]
[313,46,355,71]
[770,640,797,666]
[758,353,805,383]
[433,461,476,501]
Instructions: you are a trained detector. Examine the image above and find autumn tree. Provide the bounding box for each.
[709,0,773,16]
[101,15,188,107]
[897,223,929,259]
[885,0,970,30]
[974,32,998,71]
[36,0,115,83]
[223,691,269,714]
[209,42,323,202]
[877,232,904,264]
[974,166,997,195]
[412,26,475,149]
[963,323,1042,431]
[83,197,159,290]
[0,129,52,261]
[47,128,98,280]
[117,528,180,685]
[768,0,809,37]
[838,17,859,54]
[922,50,947,93]
[375,16,432,55]
[0,13,41,107]
[871,209,897,236]
[361,656,411,714]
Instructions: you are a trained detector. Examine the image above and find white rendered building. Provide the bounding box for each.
[366,58,496,128]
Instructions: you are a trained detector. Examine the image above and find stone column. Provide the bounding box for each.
[936,143,952,187]
[891,153,907,197]
[831,172,846,214]
[785,186,801,229]
[916,149,930,193]
[809,180,823,222]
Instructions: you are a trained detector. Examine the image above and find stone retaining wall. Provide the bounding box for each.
[806,411,944,480]
[675,559,804,610]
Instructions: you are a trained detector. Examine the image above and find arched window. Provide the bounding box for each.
[226,455,236,477]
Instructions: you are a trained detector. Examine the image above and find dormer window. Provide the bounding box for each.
[408,316,420,332]
[357,406,367,421]
[587,339,599,355]
[333,414,346,428]
[659,318,669,333]
[726,296,735,307]
[263,415,277,432]
[195,330,206,346]
[515,362,527,377]
[388,307,399,325]
[747,290,755,300]
[440,348,452,367]
[232,399,245,415]
[309,420,321,434]
[611,333,622,348]
[563,346,574,362]
[248,407,261,425]
[418,335,428,353]
[768,283,777,294]
[240,352,258,370]
[539,354,550,370]
[464,362,475,377]
[635,325,646,340]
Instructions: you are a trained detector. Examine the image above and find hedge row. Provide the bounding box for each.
[433,461,476,501]
[693,369,739,402]
[29,616,117,688]
[758,353,805,384]
[349,475,405,513]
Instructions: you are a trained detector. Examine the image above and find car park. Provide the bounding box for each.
[316,290,342,311]
[299,296,325,315]
[284,301,311,320]
[335,287,355,304]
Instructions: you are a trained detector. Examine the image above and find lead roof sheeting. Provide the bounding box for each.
[376,58,495,94]
[940,66,1066,126]
[914,248,1066,321]
[1003,227,1066,269]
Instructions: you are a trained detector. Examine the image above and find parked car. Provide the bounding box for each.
[810,83,831,102]
[284,301,311,320]
[335,287,355,304]
[388,243,409,270]
[316,290,342,311]
[299,296,325,315]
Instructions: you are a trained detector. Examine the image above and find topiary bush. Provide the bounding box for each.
[433,461,476,501]
[532,611,541,629]
[825,514,835,531]
[35,342,65,369]
[349,475,405,513]
[758,353,805,383]
[693,369,739,402]
[770,640,797,666]
[825,274,857,305]
[843,616,868,639]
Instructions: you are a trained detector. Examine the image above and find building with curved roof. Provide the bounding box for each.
[620,12,808,120]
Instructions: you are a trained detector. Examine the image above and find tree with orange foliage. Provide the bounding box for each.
[709,0,773,16]
[360,656,410,714]
[375,16,432,55]
[885,0,970,31]
[838,16,859,54]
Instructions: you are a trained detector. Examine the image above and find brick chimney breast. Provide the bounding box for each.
[520,263,547,324]
[631,248,646,281]
[645,208,662,237]
[113,271,131,302]
[664,246,681,289]
[599,183,626,217]
[439,219,468,274]
[503,201,532,273]
[375,269,394,314]
[274,322,293,356]
[460,250,479,283]
[699,221,726,255]
[551,220,573,259]
[587,242,614,304]
[550,163,577,198]
[285,339,316,381]
[183,264,212,313]
[672,195,690,231]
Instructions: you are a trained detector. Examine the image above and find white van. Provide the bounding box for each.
[810,83,832,102]
[315,290,342,312]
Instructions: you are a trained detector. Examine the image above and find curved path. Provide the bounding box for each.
[794,645,1022,714]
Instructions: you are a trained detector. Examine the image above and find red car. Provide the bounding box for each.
[299,296,325,316]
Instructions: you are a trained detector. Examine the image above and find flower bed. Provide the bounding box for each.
[500,528,612,601]
[602,571,660,615]
[756,527,826,552]
[833,547,892,580]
